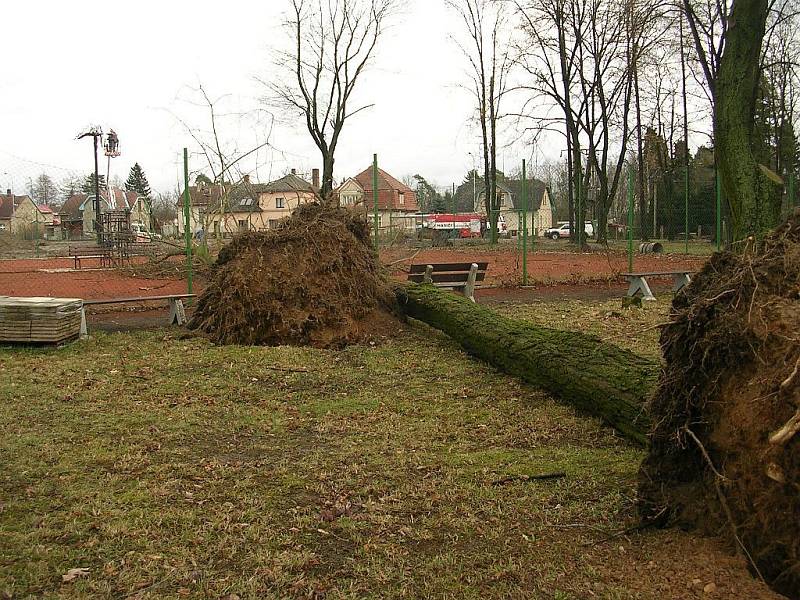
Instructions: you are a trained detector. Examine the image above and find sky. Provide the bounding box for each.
[0,0,536,197]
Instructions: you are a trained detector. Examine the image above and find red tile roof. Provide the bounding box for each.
[352,167,418,211]
[0,194,33,219]
[60,194,88,219]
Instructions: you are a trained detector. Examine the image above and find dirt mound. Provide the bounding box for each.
[639,211,800,598]
[189,203,400,347]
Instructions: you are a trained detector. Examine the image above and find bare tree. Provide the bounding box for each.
[515,0,655,243]
[447,0,511,243]
[173,84,274,238]
[269,0,397,205]
[29,173,59,207]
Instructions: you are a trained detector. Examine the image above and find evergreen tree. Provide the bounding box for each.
[60,175,83,202]
[125,163,152,199]
[81,173,107,194]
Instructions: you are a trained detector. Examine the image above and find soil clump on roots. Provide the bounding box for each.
[189,203,400,348]
[639,211,800,598]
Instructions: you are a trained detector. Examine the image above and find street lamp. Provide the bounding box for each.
[77,126,120,241]
[77,126,103,238]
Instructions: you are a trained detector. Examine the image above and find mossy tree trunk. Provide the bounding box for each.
[715,0,781,240]
[398,284,659,445]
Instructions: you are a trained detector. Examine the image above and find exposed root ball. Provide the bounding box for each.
[638,211,800,598]
[189,203,400,347]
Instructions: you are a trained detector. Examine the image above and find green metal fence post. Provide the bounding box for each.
[522,159,528,286]
[716,170,722,252]
[684,157,689,255]
[577,158,582,246]
[182,148,193,296]
[627,165,634,273]
[372,154,379,249]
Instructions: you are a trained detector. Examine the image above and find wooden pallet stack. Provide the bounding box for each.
[0,297,84,344]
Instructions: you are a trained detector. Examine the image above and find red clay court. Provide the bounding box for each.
[0,248,705,302]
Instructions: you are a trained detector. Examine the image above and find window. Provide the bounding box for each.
[238,219,247,230]
[241,198,252,206]
[213,222,220,234]
[268,219,280,229]
[398,192,405,207]
[275,197,285,209]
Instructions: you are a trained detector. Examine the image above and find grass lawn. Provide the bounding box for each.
[0,313,779,599]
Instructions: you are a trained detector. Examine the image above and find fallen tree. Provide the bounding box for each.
[396,284,659,445]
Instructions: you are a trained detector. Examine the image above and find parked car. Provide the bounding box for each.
[130,222,162,241]
[544,221,594,240]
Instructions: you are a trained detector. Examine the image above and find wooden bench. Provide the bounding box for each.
[68,245,111,269]
[622,271,692,301]
[79,294,196,338]
[408,262,489,302]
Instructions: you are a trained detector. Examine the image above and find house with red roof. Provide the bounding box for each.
[59,187,151,238]
[335,166,418,230]
[0,190,54,236]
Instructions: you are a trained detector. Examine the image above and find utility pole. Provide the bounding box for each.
[78,128,104,241]
[183,148,193,296]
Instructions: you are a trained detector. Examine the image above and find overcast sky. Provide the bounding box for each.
[1,0,554,197]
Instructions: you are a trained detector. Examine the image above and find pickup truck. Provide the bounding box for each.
[544,222,594,240]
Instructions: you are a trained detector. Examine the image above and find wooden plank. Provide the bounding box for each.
[82,294,196,306]
[409,262,489,274]
[408,272,487,284]
[623,271,693,277]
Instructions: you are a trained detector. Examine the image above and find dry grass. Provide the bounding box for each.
[0,307,780,599]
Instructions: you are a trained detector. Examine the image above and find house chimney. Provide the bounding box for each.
[312,168,320,188]
[5,189,9,196]
[243,174,250,184]
[291,168,296,175]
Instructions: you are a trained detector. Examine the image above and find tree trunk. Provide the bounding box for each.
[634,60,648,240]
[715,0,780,240]
[397,284,658,445]
[321,154,335,205]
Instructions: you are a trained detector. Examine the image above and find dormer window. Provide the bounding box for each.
[399,192,405,207]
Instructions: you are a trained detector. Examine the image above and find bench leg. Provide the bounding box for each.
[79,307,88,339]
[169,298,187,326]
[672,273,692,293]
[463,263,478,302]
[423,264,434,284]
[626,276,656,301]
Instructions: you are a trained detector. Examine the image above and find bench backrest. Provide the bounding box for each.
[407,262,489,284]
[68,246,108,256]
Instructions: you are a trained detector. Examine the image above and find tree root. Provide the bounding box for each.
[770,408,800,446]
